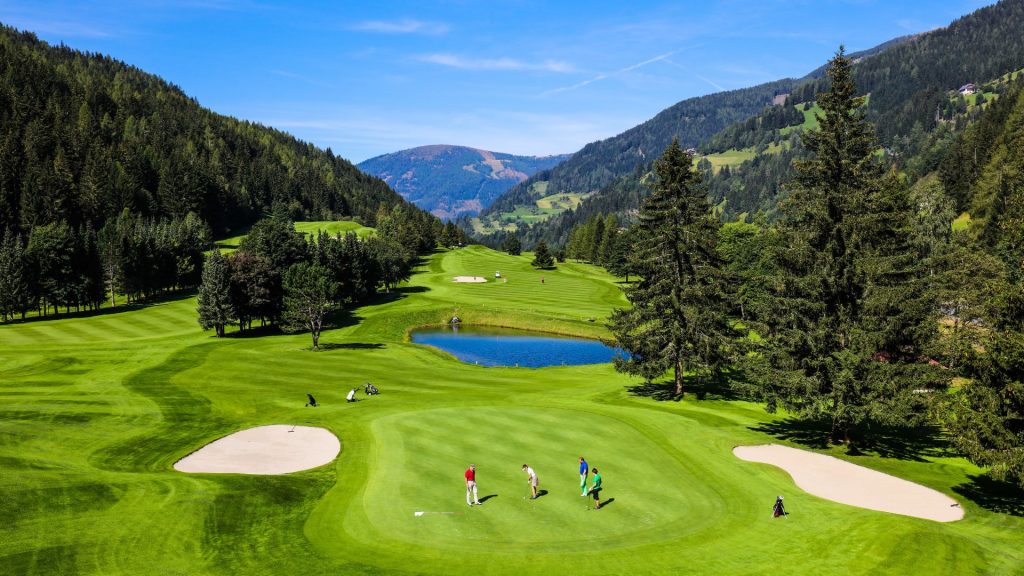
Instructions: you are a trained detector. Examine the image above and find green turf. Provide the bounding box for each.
[1,245,1023,574]
[780,101,824,136]
[952,212,973,232]
[474,188,594,233]
[215,220,375,253]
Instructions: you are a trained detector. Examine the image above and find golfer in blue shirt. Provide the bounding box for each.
[579,456,589,496]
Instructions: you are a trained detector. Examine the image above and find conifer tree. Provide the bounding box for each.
[531,240,555,269]
[197,251,234,337]
[754,48,940,445]
[609,139,735,397]
[598,214,618,265]
[0,229,29,321]
[501,235,522,256]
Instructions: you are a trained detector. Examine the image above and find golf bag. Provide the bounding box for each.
[772,496,787,518]
[364,382,380,396]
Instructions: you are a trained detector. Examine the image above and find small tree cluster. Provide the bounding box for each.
[197,215,423,347]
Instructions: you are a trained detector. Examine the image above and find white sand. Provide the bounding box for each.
[734,444,963,522]
[453,276,487,283]
[174,425,340,475]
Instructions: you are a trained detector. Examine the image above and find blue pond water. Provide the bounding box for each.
[410,326,624,368]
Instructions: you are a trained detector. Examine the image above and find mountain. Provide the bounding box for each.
[358,145,570,221]
[470,37,913,239]
[491,0,1024,248]
[0,24,417,237]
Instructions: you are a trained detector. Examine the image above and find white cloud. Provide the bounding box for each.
[351,18,449,35]
[541,51,674,96]
[661,59,726,92]
[416,53,575,73]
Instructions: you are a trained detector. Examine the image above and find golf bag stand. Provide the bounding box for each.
[773,496,787,518]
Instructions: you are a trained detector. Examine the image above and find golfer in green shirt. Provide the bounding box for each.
[589,468,603,509]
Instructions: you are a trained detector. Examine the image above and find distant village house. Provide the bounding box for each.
[958,83,976,95]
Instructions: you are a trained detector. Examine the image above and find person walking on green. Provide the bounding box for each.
[578,456,589,496]
[589,467,604,509]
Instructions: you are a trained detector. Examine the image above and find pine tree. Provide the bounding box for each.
[609,139,736,397]
[501,235,522,256]
[755,49,940,445]
[197,251,235,337]
[531,240,555,269]
[598,214,618,265]
[588,215,605,263]
[0,229,29,321]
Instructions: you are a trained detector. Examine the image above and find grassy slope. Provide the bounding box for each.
[216,221,375,253]
[1,246,1022,575]
[471,183,594,234]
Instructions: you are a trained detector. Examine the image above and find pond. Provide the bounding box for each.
[410,325,625,368]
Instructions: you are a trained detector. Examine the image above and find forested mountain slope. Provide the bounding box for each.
[476,78,797,221]
[0,25,411,237]
[358,145,569,221]
[508,0,1024,248]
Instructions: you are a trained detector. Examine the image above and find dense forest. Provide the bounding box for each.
[0,24,442,320]
[490,0,1024,248]
[0,25,407,236]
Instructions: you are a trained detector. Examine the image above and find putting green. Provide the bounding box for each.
[1,246,1023,575]
[363,407,700,549]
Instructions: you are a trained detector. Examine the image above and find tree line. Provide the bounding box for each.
[0,210,209,321]
[609,50,1024,488]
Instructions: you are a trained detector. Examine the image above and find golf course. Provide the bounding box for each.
[2,245,1023,575]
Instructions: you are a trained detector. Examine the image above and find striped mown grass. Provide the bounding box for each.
[1,245,1022,575]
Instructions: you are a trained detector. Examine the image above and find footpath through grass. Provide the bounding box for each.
[1,245,1022,575]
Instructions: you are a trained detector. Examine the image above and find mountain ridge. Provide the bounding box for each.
[358,145,570,221]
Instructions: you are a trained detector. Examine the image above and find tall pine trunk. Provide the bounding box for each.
[674,353,685,397]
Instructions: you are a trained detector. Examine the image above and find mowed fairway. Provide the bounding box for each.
[1,246,1023,575]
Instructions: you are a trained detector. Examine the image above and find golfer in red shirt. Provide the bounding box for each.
[465,464,481,506]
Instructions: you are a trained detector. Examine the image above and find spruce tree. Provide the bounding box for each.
[501,235,522,256]
[531,240,555,269]
[598,214,618,265]
[197,251,235,337]
[0,229,28,321]
[609,139,735,397]
[755,49,939,445]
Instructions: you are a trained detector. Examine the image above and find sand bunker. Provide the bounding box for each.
[453,276,487,283]
[174,425,340,475]
[734,444,963,522]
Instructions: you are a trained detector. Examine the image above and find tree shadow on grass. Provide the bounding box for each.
[626,370,744,402]
[3,289,197,325]
[365,285,430,307]
[748,418,953,461]
[316,342,385,351]
[952,475,1024,517]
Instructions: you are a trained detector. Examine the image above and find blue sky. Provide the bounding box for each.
[0,0,995,163]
